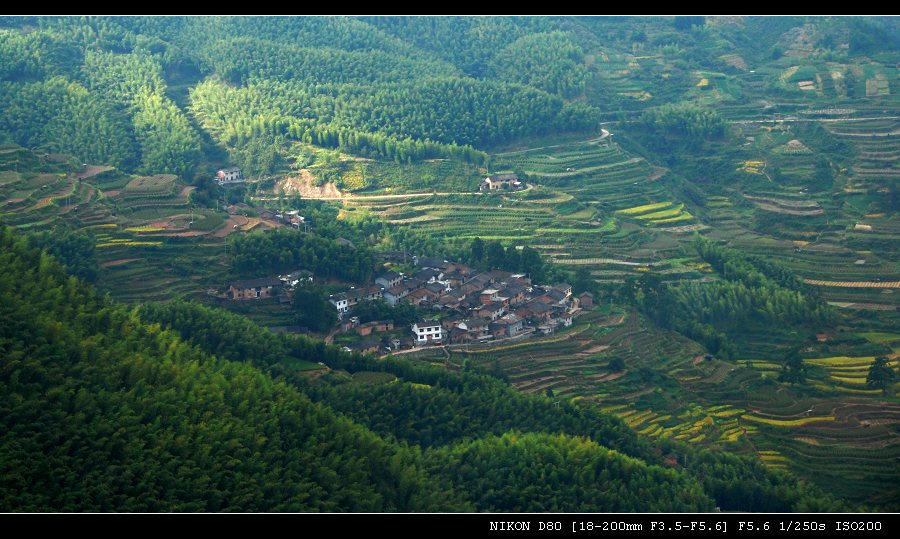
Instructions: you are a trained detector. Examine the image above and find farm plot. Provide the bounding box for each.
[615,200,695,226]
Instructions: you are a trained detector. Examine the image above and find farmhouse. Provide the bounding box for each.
[405,288,433,306]
[356,337,381,354]
[417,257,450,270]
[479,173,523,191]
[330,285,383,314]
[457,318,491,341]
[477,301,507,321]
[330,293,350,314]
[228,277,282,300]
[215,167,244,185]
[412,320,444,345]
[356,320,395,336]
[578,292,594,308]
[375,271,403,289]
[280,269,313,287]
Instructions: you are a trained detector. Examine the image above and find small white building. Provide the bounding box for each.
[215,167,244,185]
[329,293,349,314]
[412,320,444,345]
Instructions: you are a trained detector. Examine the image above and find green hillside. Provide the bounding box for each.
[1,16,899,511]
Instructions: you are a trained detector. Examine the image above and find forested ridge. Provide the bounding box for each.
[0,16,608,176]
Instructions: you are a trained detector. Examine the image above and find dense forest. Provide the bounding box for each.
[635,237,834,358]
[228,228,376,283]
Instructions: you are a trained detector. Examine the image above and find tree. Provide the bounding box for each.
[292,286,337,333]
[674,16,705,31]
[778,348,807,385]
[470,237,484,263]
[572,266,594,295]
[608,357,626,372]
[866,356,897,396]
[486,240,506,270]
[520,245,544,282]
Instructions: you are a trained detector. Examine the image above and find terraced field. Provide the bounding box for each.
[0,146,244,306]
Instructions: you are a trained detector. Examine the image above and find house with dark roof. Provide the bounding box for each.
[457,318,491,341]
[417,257,449,270]
[442,314,465,331]
[442,271,467,288]
[554,283,573,298]
[449,327,473,344]
[405,288,432,306]
[383,285,406,306]
[416,268,446,285]
[357,337,381,354]
[497,313,525,337]
[437,292,462,310]
[546,289,568,305]
[376,271,403,289]
[356,320,394,336]
[521,301,553,324]
[500,283,527,305]
[476,301,507,321]
[578,291,594,308]
[228,277,282,300]
[425,282,446,296]
[330,286,382,313]
[487,270,514,282]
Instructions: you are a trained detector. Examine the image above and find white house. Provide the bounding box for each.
[215,167,244,185]
[329,293,349,314]
[412,320,443,345]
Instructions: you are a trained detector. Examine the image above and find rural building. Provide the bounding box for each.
[356,320,394,336]
[357,338,381,354]
[443,271,467,288]
[545,289,568,305]
[376,271,403,289]
[479,173,523,191]
[405,288,433,306]
[497,313,525,337]
[557,312,574,327]
[330,293,350,314]
[417,257,450,270]
[417,268,444,283]
[554,283,573,298]
[412,320,444,345]
[281,269,313,287]
[457,318,491,341]
[425,282,447,297]
[331,286,383,314]
[228,277,282,300]
[501,284,527,305]
[578,292,594,309]
[476,301,507,321]
[215,167,244,185]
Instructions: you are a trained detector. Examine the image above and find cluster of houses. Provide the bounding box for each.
[329,257,593,347]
